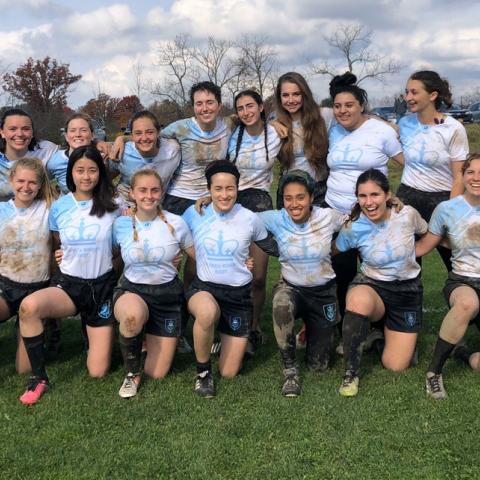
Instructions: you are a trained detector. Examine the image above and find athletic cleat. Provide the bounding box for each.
[281,367,301,397]
[195,371,215,398]
[296,326,306,350]
[426,371,448,400]
[339,371,359,397]
[177,336,193,354]
[19,377,49,405]
[119,373,140,398]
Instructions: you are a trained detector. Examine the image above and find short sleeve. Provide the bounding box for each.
[175,216,194,249]
[161,121,179,140]
[330,209,348,232]
[428,203,447,237]
[382,125,403,157]
[449,125,469,162]
[411,207,428,236]
[251,212,268,241]
[335,223,356,252]
[48,205,59,232]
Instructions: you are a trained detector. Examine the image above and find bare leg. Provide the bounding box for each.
[144,335,177,379]
[218,334,248,378]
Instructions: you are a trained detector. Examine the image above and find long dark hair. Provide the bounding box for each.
[409,70,453,110]
[275,72,328,178]
[349,169,391,222]
[0,108,38,153]
[231,90,269,164]
[66,145,116,217]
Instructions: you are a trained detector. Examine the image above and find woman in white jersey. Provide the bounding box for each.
[183,160,268,398]
[274,72,331,207]
[110,110,181,210]
[257,170,346,397]
[0,108,58,201]
[228,89,282,353]
[18,145,119,405]
[335,169,427,397]
[0,157,57,373]
[113,169,194,398]
[397,70,469,270]
[416,154,480,400]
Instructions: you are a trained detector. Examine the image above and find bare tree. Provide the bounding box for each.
[150,34,195,116]
[193,37,244,90]
[311,23,403,84]
[236,35,278,97]
[130,60,145,102]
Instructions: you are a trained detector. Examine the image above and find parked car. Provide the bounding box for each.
[371,106,397,123]
[445,104,472,123]
[466,102,480,123]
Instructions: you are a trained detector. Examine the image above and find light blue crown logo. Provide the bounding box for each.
[368,242,405,265]
[330,144,363,166]
[127,239,165,264]
[286,237,323,263]
[406,140,440,167]
[64,218,101,246]
[204,231,239,260]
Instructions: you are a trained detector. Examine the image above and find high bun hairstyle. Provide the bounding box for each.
[329,72,368,108]
[409,70,453,110]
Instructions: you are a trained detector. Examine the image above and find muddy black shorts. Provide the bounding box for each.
[186,276,252,337]
[350,273,423,333]
[273,278,339,328]
[162,193,196,215]
[114,275,185,337]
[51,269,117,327]
[396,183,449,222]
[0,274,49,320]
[443,272,480,326]
[237,188,273,213]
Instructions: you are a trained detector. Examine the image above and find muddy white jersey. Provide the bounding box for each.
[429,195,480,277]
[162,117,232,200]
[336,206,427,281]
[0,199,50,283]
[259,206,346,287]
[399,114,468,192]
[228,124,281,192]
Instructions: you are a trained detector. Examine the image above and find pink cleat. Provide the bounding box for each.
[19,377,49,405]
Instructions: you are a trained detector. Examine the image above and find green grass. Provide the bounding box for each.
[2,134,480,480]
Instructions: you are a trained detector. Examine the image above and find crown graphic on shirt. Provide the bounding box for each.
[286,237,322,263]
[332,144,363,165]
[204,231,239,260]
[63,218,101,246]
[127,239,165,264]
[407,140,440,166]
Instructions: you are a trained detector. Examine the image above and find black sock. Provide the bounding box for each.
[23,333,48,381]
[429,337,456,374]
[279,333,297,370]
[196,361,211,375]
[119,333,143,375]
[306,326,334,372]
[453,343,471,366]
[342,310,369,375]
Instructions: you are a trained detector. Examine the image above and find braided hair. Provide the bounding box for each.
[231,90,269,165]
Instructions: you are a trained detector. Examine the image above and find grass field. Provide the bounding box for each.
[1,126,480,479]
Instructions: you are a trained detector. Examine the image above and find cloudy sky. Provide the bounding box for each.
[0,0,479,108]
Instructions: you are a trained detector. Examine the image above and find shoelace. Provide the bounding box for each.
[429,375,442,393]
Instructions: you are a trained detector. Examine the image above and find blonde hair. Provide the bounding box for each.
[130,169,175,241]
[10,157,58,208]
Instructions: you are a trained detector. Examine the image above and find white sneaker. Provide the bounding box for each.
[119,373,140,398]
[426,371,447,400]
